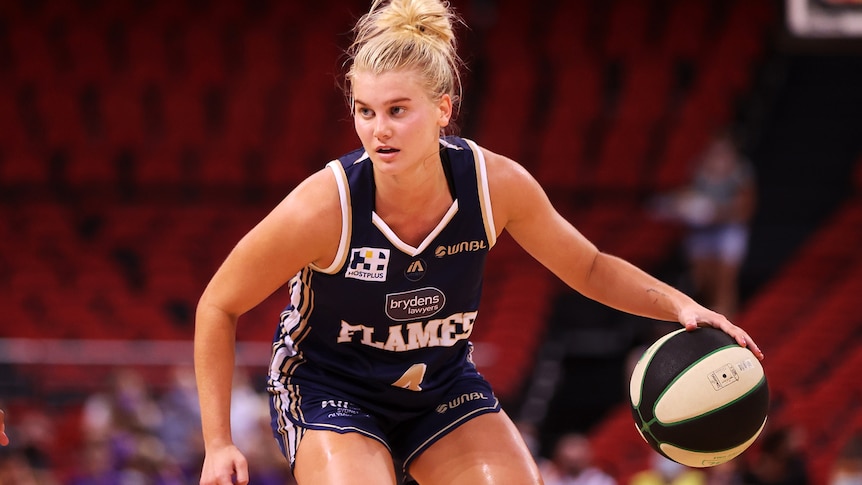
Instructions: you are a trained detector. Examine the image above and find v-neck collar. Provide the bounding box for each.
[371,200,459,256]
[367,143,459,256]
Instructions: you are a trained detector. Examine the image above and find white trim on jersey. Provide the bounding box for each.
[271,390,304,467]
[310,160,353,274]
[371,200,460,257]
[463,138,497,248]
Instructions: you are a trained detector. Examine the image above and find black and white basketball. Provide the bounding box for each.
[629,327,769,467]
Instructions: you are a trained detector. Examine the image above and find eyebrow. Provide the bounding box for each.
[353,97,412,107]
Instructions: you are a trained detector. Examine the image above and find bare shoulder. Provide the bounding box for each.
[480,145,534,187]
[279,166,341,219]
[198,166,345,315]
[475,145,598,286]
[248,165,343,269]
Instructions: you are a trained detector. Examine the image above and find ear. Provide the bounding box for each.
[437,94,453,128]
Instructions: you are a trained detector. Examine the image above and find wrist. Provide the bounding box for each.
[202,432,235,452]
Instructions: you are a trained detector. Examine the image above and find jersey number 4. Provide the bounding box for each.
[392,363,427,391]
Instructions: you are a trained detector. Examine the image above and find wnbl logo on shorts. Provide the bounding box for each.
[345,247,390,282]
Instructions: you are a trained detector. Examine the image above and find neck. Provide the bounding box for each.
[374,150,449,211]
[372,148,456,247]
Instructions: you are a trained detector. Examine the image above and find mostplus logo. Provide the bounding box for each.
[345,247,390,282]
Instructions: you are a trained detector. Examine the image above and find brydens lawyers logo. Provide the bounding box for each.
[385,287,445,321]
[345,247,390,282]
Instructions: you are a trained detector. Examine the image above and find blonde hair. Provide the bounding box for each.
[345,0,463,123]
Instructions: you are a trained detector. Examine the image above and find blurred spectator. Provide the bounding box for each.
[66,440,119,485]
[828,432,862,485]
[630,453,706,485]
[0,451,59,485]
[706,460,743,485]
[112,427,186,485]
[76,368,186,484]
[61,366,288,484]
[229,368,265,454]
[242,406,296,485]
[741,426,809,485]
[651,132,756,317]
[158,365,204,477]
[540,432,617,485]
[0,407,61,484]
[228,368,296,484]
[515,420,542,461]
[81,368,163,443]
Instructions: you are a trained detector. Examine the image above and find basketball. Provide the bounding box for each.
[629,327,769,468]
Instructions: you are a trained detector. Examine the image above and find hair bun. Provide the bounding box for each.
[367,0,455,45]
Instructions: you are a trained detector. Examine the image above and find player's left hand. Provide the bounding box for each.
[679,305,764,361]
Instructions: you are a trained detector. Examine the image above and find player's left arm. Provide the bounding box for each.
[483,147,763,360]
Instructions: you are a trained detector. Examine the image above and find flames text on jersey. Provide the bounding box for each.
[337,311,478,352]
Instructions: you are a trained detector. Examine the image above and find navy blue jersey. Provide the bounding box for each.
[268,136,497,418]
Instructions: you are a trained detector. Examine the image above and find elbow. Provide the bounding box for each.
[575,248,605,296]
[195,290,239,332]
[584,250,601,284]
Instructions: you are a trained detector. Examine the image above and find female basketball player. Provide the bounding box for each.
[194,1,764,484]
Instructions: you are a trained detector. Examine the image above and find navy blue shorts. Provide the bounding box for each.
[269,373,500,477]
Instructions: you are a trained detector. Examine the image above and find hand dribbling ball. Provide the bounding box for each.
[629,327,769,467]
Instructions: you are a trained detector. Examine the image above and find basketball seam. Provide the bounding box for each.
[651,344,740,425]
[659,414,769,453]
[632,328,686,407]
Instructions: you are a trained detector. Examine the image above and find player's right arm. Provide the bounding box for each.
[482,146,763,360]
[195,166,343,485]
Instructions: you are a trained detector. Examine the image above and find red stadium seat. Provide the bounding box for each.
[591,120,652,192]
[66,24,114,85]
[615,56,673,127]
[657,0,711,61]
[650,119,711,191]
[0,145,48,187]
[543,1,593,65]
[178,22,228,89]
[33,83,90,151]
[603,0,651,61]
[7,23,56,82]
[135,142,193,188]
[99,82,149,151]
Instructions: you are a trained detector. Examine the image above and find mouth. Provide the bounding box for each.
[376,146,400,154]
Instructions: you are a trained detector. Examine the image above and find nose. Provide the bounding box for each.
[373,116,391,141]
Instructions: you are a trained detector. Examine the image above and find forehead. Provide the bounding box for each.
[351,69,428,104]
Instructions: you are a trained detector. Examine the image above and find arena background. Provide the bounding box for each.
[0,0,861,483]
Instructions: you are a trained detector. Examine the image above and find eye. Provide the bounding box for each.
[356,106,373,118]
[390,106,406,116]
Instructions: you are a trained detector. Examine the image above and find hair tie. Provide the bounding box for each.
[404,23,426,35]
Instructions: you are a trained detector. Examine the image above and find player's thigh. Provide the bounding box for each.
[408,410,543,485]
[293,429,398,485]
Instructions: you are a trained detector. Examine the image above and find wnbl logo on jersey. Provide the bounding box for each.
[345,247,390,282]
